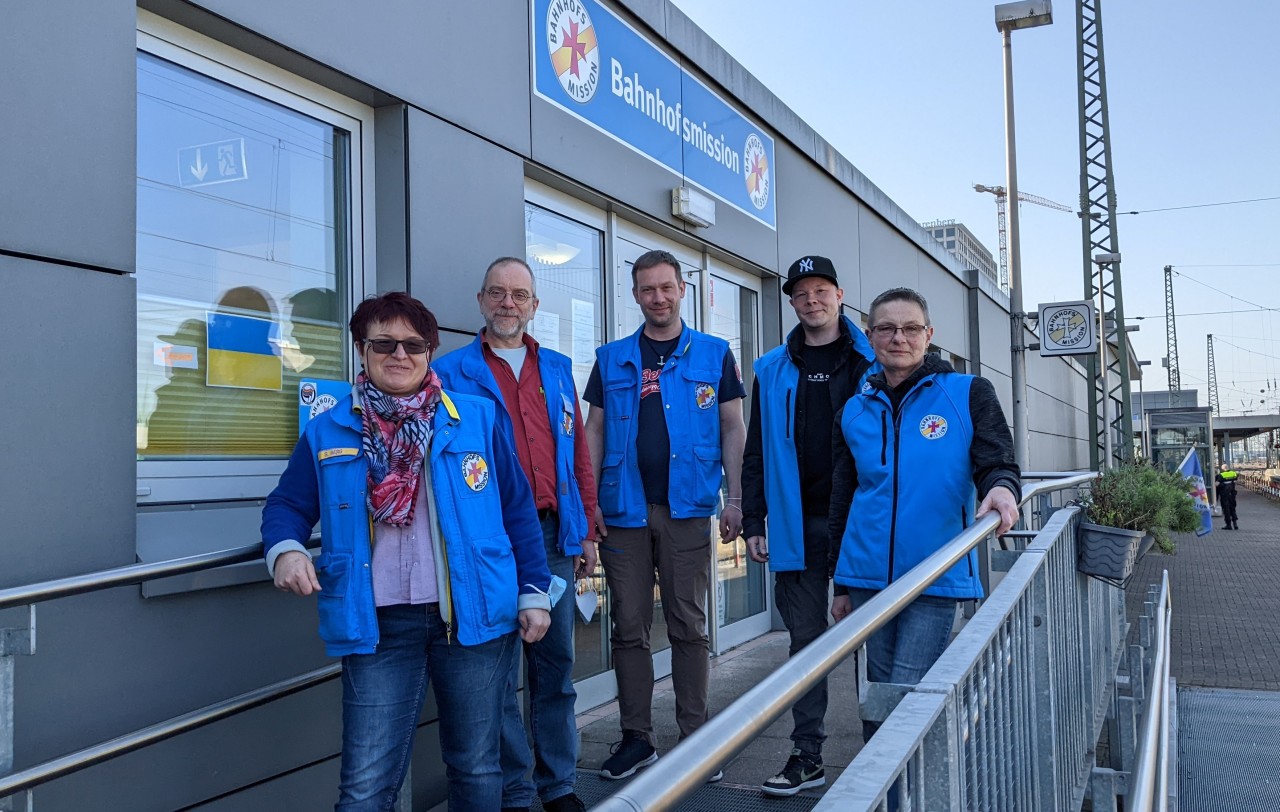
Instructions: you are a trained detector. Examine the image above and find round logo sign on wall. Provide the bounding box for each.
[744,133,770,210]
[547,0,600,104]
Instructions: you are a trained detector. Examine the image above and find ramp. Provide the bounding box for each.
[1179,687,1280,810]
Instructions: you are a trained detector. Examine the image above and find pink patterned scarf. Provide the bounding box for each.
[358,370,442,526]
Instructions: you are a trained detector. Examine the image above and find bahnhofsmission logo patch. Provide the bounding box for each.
[920,415,948,440]
[462,453,490,492]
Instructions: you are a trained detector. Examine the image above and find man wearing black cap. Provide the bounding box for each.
[741,255,874,795]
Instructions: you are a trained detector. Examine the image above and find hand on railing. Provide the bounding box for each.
[976,485,1020,535]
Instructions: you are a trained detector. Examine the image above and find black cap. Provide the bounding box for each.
[782,255,839,294]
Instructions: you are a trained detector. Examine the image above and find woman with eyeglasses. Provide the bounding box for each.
[827,287,1021,744]
[262,291,563,810]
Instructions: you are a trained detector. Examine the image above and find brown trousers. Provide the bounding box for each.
[599,505,712,744]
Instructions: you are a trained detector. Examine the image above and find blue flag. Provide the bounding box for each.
[1178,449,1213,537]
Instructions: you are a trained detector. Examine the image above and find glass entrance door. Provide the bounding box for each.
[705,266,770,652]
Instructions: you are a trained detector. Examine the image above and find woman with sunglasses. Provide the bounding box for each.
[262,291,562,810]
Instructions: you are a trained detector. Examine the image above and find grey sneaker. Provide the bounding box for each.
[761,748,825,796]
[600,732,658,780]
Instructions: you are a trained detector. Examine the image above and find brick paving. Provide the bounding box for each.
[1127,487,1280,690]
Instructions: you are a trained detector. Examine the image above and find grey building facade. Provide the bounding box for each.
[1,1,1093,807]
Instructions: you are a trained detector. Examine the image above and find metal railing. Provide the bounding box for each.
[0,536,331,810]
[813,502,1125,810]
[1128,571,1172,811]
[595,472,1096,812]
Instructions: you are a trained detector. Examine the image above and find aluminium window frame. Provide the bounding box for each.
[135,11,376,507]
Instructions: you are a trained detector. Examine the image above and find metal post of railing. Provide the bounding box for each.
[1128,570,1171,810]
[1,606,35,812]
[0,538,318,805]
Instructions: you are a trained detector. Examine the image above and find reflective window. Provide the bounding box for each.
[136,52,350,460]
[525,203,603,398]
[524,203,606,681]
[709,275,765,626]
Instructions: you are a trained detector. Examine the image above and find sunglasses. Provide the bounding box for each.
[363,338,430,355]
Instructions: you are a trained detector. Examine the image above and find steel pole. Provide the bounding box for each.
[1003,27,1030,469]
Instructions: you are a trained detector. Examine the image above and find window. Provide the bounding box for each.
[135,19,372,504]
[524,203,604,397]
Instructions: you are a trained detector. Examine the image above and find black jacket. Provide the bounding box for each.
[742,318,873,540]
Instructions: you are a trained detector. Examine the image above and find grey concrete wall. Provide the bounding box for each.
[0,0,136,271]
[405,109,528,332]
[174,0,534,155]
[774,144,861,285]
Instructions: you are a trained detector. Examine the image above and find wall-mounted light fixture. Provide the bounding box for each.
[672,186,715,228]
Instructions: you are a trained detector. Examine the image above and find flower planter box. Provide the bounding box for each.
[1077,521,1148,587]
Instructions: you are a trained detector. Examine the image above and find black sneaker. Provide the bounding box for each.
[600,732,658,780]
[543,793,586,812]
[761,748,825,796]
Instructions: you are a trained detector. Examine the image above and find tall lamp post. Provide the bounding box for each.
[1137,359,1151,458]
[995,0,1054,471]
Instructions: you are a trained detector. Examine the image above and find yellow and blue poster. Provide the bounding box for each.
[206,311,282,390]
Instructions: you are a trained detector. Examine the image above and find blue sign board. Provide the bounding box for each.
[532,0,776,229]
[178,138,248,188]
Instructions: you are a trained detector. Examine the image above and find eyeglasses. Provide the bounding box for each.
[363,338,430,355]
[869,324,929,340]
[485,287,533,305]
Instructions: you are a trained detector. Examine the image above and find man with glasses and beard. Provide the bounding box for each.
[434,257,598,812]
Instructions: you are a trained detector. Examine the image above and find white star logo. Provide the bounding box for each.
[799,258,814,273]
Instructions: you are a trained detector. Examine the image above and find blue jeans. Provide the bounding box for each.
[501,514,579,805]
[337,603,517,811]
[847,589,957,742]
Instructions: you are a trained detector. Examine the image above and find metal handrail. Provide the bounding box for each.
[0,532,323,802]
[1128,569,1172,811]
[595,472,1096,812]
[0,534,319,611]
[0,664,341,797]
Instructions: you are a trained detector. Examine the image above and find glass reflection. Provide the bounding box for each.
[136,53,348,459]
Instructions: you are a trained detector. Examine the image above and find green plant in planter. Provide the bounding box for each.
[1079,461,1201,554]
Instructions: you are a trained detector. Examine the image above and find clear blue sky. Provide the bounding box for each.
[672,0,1280,414]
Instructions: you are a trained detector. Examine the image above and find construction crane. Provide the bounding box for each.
[1165,265,1181,392]
[1207,334,1219,415]
[973,184,1072,291]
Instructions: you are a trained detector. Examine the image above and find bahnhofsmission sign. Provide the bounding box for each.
[533,0,777,229]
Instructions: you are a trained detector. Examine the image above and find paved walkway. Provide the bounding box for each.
[1127,487,1280,690]
[572,631,860,807]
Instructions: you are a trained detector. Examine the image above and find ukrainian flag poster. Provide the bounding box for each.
[206,311,282,390]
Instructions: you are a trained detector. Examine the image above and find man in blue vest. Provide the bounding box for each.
[434,258,598,812]
[584,249,747,781]
[828,287,1020,746]
[741,255,874,796]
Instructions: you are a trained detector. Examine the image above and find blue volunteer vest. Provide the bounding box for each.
[433,336,589,556]
[834,372,984,599]
[596,322,728,527]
